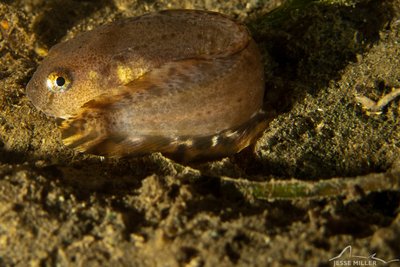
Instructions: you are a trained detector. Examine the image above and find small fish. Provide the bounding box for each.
[26,9,268,162]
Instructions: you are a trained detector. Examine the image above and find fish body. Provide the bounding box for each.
[26,10,267,162]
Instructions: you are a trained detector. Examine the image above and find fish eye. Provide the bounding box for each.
[46,71,71,93]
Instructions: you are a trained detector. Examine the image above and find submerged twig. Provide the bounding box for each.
[219,167,400,200]
[355,88,400,115]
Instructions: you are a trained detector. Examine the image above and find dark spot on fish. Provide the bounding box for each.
[179,74,191,83]
[168,67,177,76]
[121,92,133,101]
[147,85,163,96]
[113,54,128,64]
[100,64,112,77]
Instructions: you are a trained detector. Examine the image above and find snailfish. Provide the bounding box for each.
[26,10,267,162]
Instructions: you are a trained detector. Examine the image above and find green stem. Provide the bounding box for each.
[220,168,400,200]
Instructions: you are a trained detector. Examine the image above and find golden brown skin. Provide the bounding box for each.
[26,10,267,162]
